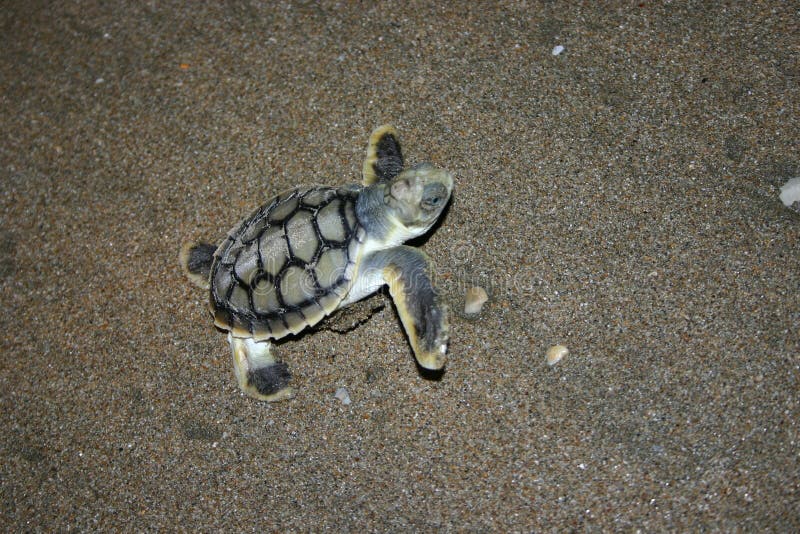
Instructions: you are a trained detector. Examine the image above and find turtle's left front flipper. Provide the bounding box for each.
[363,245,449,370]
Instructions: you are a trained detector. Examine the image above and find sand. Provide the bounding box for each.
[1,1,798,530]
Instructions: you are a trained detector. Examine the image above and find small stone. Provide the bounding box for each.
[464,286,488,314]
[552,45,565,56]
[779,177,800,211]
[546,344,569,366]
[334,387,351,405]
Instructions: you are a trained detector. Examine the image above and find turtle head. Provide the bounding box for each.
[383,163,454,238]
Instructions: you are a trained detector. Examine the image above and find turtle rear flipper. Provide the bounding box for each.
[362,245,449,370]
[229,335,294,401]
[179,241,216,288]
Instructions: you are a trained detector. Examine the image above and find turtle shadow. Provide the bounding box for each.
[415,363,445,382]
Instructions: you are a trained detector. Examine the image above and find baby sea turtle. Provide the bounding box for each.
[179,125,453,401]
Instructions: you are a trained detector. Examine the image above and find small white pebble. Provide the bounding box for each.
[779,177,800,210]
[464,286,488,314]
[546,344,569,366]
[334,387,351,405]
[552,45,565,56]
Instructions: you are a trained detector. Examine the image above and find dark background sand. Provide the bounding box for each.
[2,1,798,530]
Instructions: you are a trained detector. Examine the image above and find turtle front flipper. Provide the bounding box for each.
[362,125,404,185]
[228,334,294,401]
[362,245,449,370]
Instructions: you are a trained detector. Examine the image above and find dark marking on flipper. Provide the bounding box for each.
[186,243,216,276]
[247,362,292,397]
[363,125,405,185]
[373,131,404,182]
[375,246,449,370]
[180,241,217,288]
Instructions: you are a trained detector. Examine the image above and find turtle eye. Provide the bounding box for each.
[421,184,447,211]
[421,195,441,210]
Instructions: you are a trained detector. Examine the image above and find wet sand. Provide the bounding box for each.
[2,2,798,530]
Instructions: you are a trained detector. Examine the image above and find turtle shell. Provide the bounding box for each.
[209,186,366,341]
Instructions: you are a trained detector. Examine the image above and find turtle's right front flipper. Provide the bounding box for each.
[362,245,449,370]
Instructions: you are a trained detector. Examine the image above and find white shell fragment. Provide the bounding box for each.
[552,45,565,56]
[464,286,489,314]
[546,344,569,366]
[334,387,351,405]
[779,177,800,211]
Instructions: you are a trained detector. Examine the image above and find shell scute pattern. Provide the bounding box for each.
[211,186,364,340]
[285,210,319,264]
